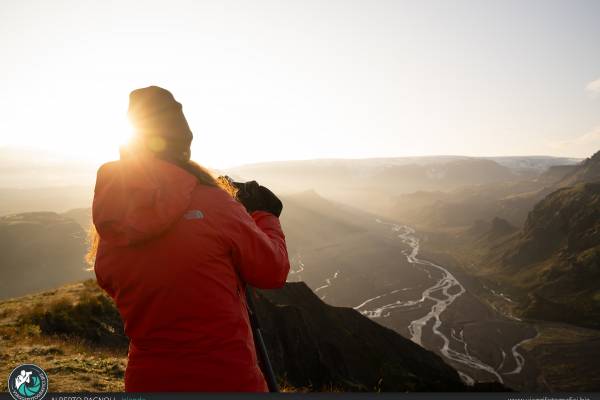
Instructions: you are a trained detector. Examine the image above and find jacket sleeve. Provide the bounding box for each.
[226,203,290,289]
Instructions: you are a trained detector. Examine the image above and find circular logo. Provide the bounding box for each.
[7,364,48,400]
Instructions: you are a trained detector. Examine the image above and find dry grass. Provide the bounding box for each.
[0,280,127,392]
[0,323,126,392]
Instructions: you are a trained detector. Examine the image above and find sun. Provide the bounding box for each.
[6,90,136,163]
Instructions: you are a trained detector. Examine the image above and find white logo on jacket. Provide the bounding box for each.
[184,210,204,220]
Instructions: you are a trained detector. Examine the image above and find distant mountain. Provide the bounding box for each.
[0,212,92,299]
[230,155,580,181]
[374,158,516,192]
[0,151,580,221]
[487,156,581,178]
[230,155,581,233]
[384,152,597,230]
[230,156,516,199]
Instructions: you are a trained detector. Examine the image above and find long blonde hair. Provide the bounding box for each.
[85,159,237,266]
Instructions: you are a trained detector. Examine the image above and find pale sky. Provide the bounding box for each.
[1,0,599,168]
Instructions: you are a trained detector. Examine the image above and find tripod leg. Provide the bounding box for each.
[246,287,280,392]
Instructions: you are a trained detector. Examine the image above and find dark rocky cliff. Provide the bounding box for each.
[253,282,466,391]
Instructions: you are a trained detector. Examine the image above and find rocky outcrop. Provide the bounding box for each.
[254,282,466,391]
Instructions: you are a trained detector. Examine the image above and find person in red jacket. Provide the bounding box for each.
[89,86,290,392]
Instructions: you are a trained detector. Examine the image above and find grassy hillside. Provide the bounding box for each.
[0,280,127,392]
[501,182,600,328]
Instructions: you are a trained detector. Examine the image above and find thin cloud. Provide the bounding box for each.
[586,77,600,97]
[548,126,600,155]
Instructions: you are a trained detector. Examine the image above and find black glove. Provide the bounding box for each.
[229,179,283,217]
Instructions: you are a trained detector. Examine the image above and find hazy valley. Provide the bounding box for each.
[1,150,599,391]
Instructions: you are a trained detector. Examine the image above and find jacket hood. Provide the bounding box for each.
[93,156,197,245]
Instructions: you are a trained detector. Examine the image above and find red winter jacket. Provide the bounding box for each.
[92,156,290,392]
